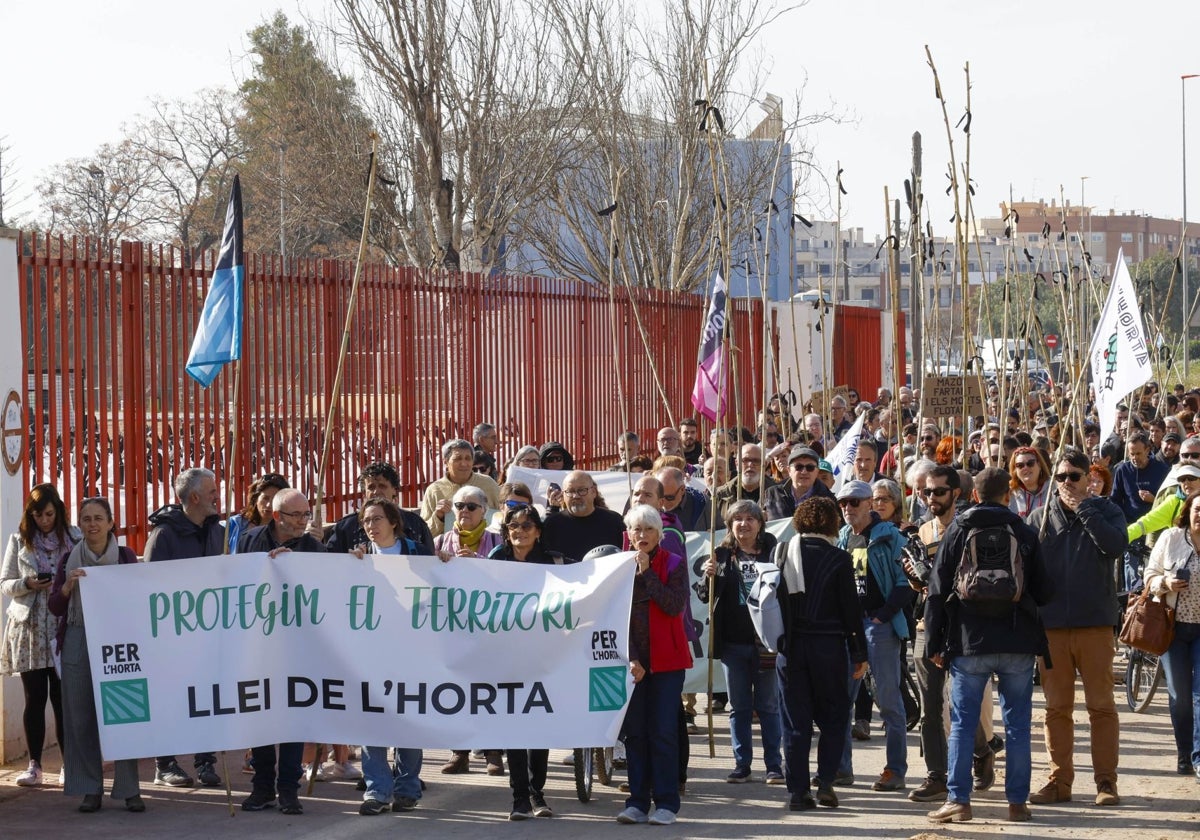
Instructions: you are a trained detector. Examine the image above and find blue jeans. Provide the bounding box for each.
[1162,621,1200,767]
[622,669,685,815]
[843,620,907,779]
[720,642,782,773]
[948,653,1034,804]
[361,746,423,802]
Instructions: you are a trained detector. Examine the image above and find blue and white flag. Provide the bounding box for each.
[825,411,866,494]
[186,175,244,387]
[691,272,728,422]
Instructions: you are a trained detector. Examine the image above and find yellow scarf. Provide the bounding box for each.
[454,517,488,552]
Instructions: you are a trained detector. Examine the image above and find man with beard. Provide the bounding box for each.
[712,444,777,523]
[540,471,625,559]
[764,446,834,521]
[680,418,704,465]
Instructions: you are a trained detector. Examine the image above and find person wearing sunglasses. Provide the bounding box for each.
[433,486,501,562]
[420,439,501,538]
[486,505,571,819]
[1007,447,1051,519]
[1127,463,1200,546]
[835,479,913,794]
[1024,447,1127,808]
[764,446,834,522]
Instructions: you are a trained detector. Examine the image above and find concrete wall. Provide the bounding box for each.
[0,229,40,763]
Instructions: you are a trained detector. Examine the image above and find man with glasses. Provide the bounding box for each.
[1110,431,1169,590]
[145,467,227,789]
[924,468,1051,824]
[420,439,501,537]
[911,467,997,803]
[235,488,324,815]
[829,396,853,441]
[657,467,710,533]
[541,471,625,560]
[918,424,941,461]
[1025,448,1127,808]
[712,444,777,523]
[657,427,684,458]
[326,463,433,555]
[835,479,912,793]
[764,446,833,521]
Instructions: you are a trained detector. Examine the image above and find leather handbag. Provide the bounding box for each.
[1119,590,1176,656]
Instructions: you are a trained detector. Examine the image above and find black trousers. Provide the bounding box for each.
[507,749,548,801]
[778,635,851,793]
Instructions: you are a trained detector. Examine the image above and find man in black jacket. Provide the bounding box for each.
[1024,447,1127,808]
[145,467,227,788]
[924,468,1053,824]
[324,463,433,555]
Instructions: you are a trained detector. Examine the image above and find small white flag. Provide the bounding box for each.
[1088,250,1152,444]
[826,411,866,494]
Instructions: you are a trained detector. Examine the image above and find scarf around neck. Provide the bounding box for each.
[31,529,67,575]
[454,517,488,551]
[64,536,119,627]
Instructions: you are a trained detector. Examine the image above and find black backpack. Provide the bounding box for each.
[954,524,1024,606]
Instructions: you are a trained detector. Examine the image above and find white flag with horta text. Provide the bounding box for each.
[1088,250,1152,444]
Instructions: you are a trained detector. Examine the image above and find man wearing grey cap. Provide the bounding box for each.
[835,479,913,793]
[764,446,834,521]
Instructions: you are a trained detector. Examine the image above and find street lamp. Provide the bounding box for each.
[1184,74,1198,377]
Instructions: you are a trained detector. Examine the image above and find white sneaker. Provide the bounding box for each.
[323,760,362,780]
[16,761,42,787]
[648,807,676,825]
[302,763,326,782]
[58,768,66,786]
[616,806,648,824]
[560,752,576,766]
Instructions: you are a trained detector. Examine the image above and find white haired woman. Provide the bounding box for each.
[434,486,501,562]
[616,504,692,827]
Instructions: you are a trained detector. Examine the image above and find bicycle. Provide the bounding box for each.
[571,746,614,802]
[1124,647,1164,713]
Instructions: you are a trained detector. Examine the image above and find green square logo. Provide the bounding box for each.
[588,666,627,712]
[100,679,150,725]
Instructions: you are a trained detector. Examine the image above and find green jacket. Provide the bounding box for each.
[1127,490,1184,545]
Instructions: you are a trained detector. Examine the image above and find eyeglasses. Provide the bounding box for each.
[920,487,951,497]
[662,490,681,502]
[1054,471,1084,483]
[791,462,817,473]
[507,520,536,532]
[921,435,937,442]
[838,498,865,508]
[871,496,890,505]
[279,510,313,521]
[564,487,592,497]
[453,502,482,512]
[1181,452,1200,459]
[740,457,762,466]
[1015,459,1038,469]
[361,515,386,527]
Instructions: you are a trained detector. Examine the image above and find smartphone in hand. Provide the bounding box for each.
[36,572,52,582]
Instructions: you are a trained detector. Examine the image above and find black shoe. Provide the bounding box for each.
[973,751,995,791]
[277,791,303,815]
[356,777,367,791]
[789,792,817,811]
[195,761,221,787]
[78,794,102,813]
[359,798,391,815]
[988,734,1004,754]
[125,795,146,813]
[1178,758,1194,776]
[510,798,533,820]
[531,792,553,817]
[154,761,193,787]
[241,790,276,811]
[816,784,838,808]
[394,797,418,811]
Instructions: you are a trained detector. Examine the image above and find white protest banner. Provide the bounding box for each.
[1089,250,1152,444]
[79,553,635,759]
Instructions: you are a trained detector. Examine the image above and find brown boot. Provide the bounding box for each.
[927,800,972,823]
[1007,803,1031,822]
[1028,780,1071,804]
[440,751,470,774]
[485,750,506,776]
[1094,781,1120,806]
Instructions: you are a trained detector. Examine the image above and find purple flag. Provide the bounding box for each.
[691,273,728,421]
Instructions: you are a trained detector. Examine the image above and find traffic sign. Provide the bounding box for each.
[1045,334,1058,349]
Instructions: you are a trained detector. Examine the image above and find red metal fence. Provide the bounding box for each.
[18,234,771,550]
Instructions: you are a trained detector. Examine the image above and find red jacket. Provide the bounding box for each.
[629,545,693,673]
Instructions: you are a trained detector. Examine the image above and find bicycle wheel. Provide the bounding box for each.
[1125,652,1157,713]
[594,746,614,786]
[903,670,922,731]
[1143,653,1164,707]
[573,747,594,802]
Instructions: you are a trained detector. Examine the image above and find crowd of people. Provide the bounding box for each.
[2,377,1199,825]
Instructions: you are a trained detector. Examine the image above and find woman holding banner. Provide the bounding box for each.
[47,497,142,813]
[1,484,78,788]
[434,486,502,561]
[488,504,571,819]
[617,504,692,827]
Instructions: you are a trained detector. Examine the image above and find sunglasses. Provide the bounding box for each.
[791,462,817,473]
[504,499,532,509]
[921,435,937,442]
[453,502,482,512]
[838,497,865,508]
[920,487,951,497]
[1054,471,1084,483]
[507,520,536,532]
[543,454,564,462]
[1015,459,1038,469]
[1181,452,1200,459]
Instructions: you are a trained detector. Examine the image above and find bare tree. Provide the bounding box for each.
[331,0,586,272]
[38,141,164,244]
[126,88,246,260]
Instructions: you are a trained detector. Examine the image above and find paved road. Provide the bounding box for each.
[2,696,1198,839]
